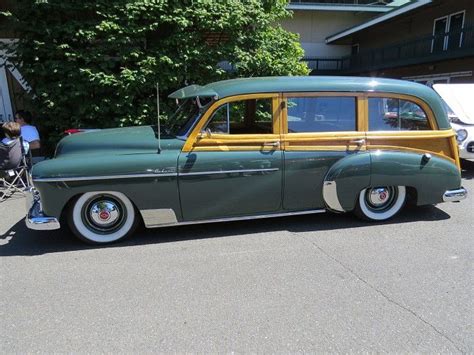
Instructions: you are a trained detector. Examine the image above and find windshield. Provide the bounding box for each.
[165,98,210,138]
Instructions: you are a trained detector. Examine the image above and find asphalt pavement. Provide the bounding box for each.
[1,161,473,353]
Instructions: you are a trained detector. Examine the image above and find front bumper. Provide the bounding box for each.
[443,187,468,202]
[459,141,474,160]
[25,188,61,230]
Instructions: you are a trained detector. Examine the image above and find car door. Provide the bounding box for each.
[282,93,367,210]
[178,94,283,221]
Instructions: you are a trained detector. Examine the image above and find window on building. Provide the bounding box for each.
[351,44,359,55]
[368,97,430,131]
[432,17,448,52]
[448,12,465,50]
[287,96,356,133]
[432,11,465,53]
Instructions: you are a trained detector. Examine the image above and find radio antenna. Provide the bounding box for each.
[156,83,162,153]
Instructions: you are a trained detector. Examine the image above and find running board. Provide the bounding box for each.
[143,209,327,229]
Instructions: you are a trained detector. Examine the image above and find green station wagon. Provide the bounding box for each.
[26,76,467,244]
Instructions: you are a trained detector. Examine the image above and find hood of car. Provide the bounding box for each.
[55,125,184,157]
[433,84,474,125]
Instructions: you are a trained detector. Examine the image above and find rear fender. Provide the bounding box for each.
[369,150,461,206]
[323,150,461,212]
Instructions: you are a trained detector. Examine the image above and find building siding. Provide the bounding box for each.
[280,10,376,57]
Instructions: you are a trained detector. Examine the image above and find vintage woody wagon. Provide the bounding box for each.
[26,77,467,244]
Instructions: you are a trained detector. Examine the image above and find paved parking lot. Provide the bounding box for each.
[1,161,473,353]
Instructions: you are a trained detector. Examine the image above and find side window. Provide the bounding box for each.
[287,97,356,133]
[205,98,273,134]
[368,97,430,131]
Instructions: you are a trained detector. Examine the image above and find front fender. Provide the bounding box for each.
[32,152,181,220]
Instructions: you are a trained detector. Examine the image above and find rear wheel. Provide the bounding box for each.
[68,191,138,244]
[355,186,406,221]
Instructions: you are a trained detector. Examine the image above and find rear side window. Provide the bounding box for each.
[368,98,430,131]
[287,97,356,133]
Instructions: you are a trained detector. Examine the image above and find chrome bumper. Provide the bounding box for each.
[443,187,468,202]
[25,188,61,230]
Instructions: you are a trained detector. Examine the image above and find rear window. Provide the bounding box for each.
[369,98,430,131]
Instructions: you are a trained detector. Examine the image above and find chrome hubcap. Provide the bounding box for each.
[364,186,398,212]
[82,195,127,234]
[368,187,390,206]
[89,201,120,227]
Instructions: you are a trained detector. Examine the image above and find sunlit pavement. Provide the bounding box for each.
[1,161,473,353]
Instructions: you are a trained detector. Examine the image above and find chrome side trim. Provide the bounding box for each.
[140,208,178,228]
[25,188,61,230]
[322,180,345,212]
[33,172,178,183]
[32,168,279,182]
[443,187,467,202]
[142,208,326,229]
[179,168,279,176]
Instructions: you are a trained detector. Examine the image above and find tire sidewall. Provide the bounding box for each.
[358,186,406,221]
[69,191,136,244]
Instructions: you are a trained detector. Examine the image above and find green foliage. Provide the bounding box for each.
[1,0,308,150]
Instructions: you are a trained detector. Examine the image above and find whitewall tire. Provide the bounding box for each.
[355,186,406,221]
[68,191,138,244]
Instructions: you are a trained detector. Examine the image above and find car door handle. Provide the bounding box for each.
[350,139,366,146]
[263,141,280,147]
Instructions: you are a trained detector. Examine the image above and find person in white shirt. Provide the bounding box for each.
[15,110,40,151]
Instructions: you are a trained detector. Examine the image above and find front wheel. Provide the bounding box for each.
[355,186,406,221]
[68,191,138,244]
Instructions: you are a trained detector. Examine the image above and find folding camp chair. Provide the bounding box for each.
[0,138,31,202]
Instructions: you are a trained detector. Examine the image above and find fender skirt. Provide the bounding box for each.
[323,152,371,212]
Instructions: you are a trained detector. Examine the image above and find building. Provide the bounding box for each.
[281,0,410,70]
[286,0,473,84]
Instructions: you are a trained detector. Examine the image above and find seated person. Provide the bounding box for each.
[1,121,29,153]
[15,110,40,151]
[1,122,23,170]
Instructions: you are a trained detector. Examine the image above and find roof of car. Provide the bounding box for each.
[170,76,430,100]
[169,76,450,129]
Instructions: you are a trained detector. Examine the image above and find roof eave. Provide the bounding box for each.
[287,4,393,12]
[325,0,432,44]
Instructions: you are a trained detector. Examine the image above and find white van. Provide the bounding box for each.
[433,84,474,161]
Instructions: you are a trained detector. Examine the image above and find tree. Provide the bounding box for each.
[1,0,308,149]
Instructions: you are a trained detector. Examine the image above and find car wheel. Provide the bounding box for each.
[355,186,406,221]
[68,191,138,244]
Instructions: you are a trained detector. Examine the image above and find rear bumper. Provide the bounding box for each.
[25,188,61,230]
[443,187,468,202]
